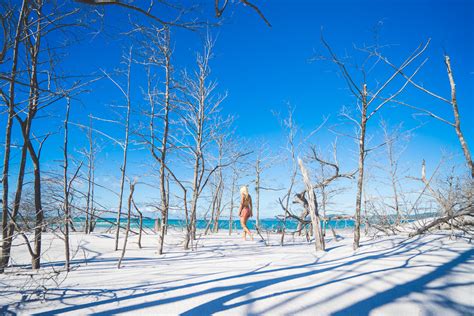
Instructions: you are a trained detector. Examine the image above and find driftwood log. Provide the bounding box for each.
[408,207,474,237]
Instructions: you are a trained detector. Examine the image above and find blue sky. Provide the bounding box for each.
[2,0,473,219]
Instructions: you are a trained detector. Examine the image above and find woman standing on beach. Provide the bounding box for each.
[239,186,253,240]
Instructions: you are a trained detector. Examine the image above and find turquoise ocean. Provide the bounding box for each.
[76,217,356,232]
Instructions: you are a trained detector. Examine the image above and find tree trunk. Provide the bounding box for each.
[296,208,309,236]
[63,99,71,271]
[85,117,93,234]
[321,187,327,237]
[118,182,135,269]
[135,204,143,249]
[1,0,28,273]
[26,3,43,269]
[385,127,401,226]
[204,184,217,235]
[165,174,170,234]
[2,132,29,271]
[353,84,368,250]
[444,56,473,178]
[255,160,260,229]
[158,33,171,254]
[89,155,96,233]
[228,172,236,235]
[213,197,222,233]
[31,159,43,270]
[185,151,201,250]
[186,191,198,250]
[114,49,132,251]
[298,159,325,251]
[213,178,223,233]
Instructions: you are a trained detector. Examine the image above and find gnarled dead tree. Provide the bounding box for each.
[139,26,175,255]
[100,47,134,252]
[0,0,29,273]
[292,145,355,250]
[375,52,473,178]
[298,158,324,251]
[77,0,271,28]
[117,180,136,269]
[253,144,279,230]
[1,0,84,270]
[179,37,227,249]
[408,160,473,239]
[319,34,430,249]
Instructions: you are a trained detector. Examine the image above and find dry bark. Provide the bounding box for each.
[113,47,133,251]
[1,0,28,273]
[298,158,325,251]
[118,181,136,269]
[63,99,71,271]
[353,84,368,250]
[444,56,473,178]
[408,207,473,237]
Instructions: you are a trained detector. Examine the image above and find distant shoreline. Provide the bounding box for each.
[73,217,358,232]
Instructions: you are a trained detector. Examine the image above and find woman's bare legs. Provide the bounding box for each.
[240,217,247,240]
[240,217,253,240]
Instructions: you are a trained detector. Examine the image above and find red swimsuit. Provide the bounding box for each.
[241,206,251,220]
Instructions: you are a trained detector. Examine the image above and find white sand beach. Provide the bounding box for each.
[1,0,473,315]
[1,230,472,315]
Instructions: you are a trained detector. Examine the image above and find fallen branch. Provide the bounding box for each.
[408,207,474,237]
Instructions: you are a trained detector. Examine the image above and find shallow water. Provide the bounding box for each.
[75,217,356,231]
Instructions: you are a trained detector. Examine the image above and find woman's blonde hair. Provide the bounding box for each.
[240,185,249,198]
[240,185,250,204]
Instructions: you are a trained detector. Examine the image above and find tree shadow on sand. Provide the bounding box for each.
[5,235,467,316]
[330,247,474,315]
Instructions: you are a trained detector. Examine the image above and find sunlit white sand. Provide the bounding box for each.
[1,229,472,315]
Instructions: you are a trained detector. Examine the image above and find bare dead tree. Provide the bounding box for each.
[443,56,472,178]
[59,96,85,272]
[0,0,29,273]
[117,180,136,269]
[310,142,352,237]
[63,98,71,271]
[408,160,473,238]
[373,51,473,178]
[204,172,223,235]
[228,155,240,235]
[383,122,402,225]
[0,6,13,65]
[359,120,412,237]
[179,36,227,249]
[376,120,413,228]
[73,115,101,235]
[275,106,330,245]
[298,158,324,251]
[89,152,96,233]
[26,106,45,270]
[131,198,143,249]
[319,34,430,249]
[7,1,57,269]
[408,206,473,238]
[76,0,200,29]
[83,116,94,233]
[140,26,174,255]
[253,144,274,230]
[78,0,271,28]
[210,130,236,234]
[276,106,299,246]
[255,157,262,229]
[103,47,134,252]
[205,169,223,235]
[0,0,95,271]
[292,143,355,250]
